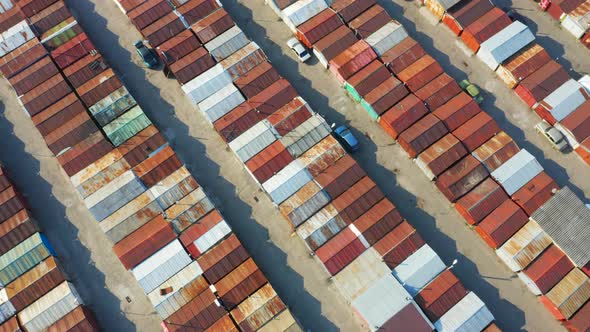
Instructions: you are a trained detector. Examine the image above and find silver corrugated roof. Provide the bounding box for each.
[351,274,413,330]
[490,149,542,195]
[531,187,590,267]
[477,21,534,70]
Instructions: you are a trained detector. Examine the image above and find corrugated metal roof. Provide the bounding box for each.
[192,220,232,254]
[392,244,446,296]
[434,292,494,332]
[18,281,82,332]
[532,186,590,267]
[282,0,328,28]
[0,233,51,285]
[219,42,266,79]
[103,105,152,147]
[262,160,313,204]
[0,21,35,57]
[182,63,232,104]
[279,181,330,227]
[131,239,192,293]
[279,114,331,158]
[579,74,590,92]
[519,244,573,295]
[84,170,137,209]
[70,149,124,187]
[333,247,391,301]
[496,220,552,272]
[351,274,414,330]
[229,283,281,323]
[258,309,297,331]
[229,119,279,162]
[77,158,131,199]
[562,3,590,38]
[197,83,245,123]
[472,131,520,173]
[204,25,249,61]
[491,149,543,195]
[366,21,408,57]
[147,261,203,306]
[0,296,15,326]
[296,203,338,239]
[539,79,588,122]
[477,21,535,69]
[545,268,590,320]
[87,175,146,222]
[297,135,346,175]
[88,86,137,126]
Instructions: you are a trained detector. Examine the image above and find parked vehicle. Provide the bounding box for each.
[332,124,359,152]
[287,38,311,62]
[535,121,568,151]
[459,79,484,104]
[134,40,159,69]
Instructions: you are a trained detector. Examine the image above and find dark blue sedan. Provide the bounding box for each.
[134,40,159,69]
[333,125,359,152]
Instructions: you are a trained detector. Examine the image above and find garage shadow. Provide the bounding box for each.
[222,0,527,330]
[68,0,336,330]
[0,103,139,331]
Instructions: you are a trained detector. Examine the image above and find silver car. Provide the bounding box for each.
[535,121,568,151]
[287,38,311,62]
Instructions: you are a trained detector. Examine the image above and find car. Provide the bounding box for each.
[287,38,311,62]
[332,124,359,152]
[505,8,519,21]
[134,40,159,69]
[459,79,484,104]
[535,121,568,151]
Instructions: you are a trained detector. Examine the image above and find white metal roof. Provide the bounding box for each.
[491,149,543,195]
[392,244,446,296]
[366,21,408,56]
[0,21,34,57]
[334,248,391,302]
[83,170,136,208]
[147,261,203,307]
[540,79,588,122]
[434,292,494,332]
[262,159,313,204]
[282,0,328,27]
[132,239,185,280]
[351,274,414,330]
[197,83,245,123]
[182,64,232,104]
[477,21,535,70]
[579,75,590,93]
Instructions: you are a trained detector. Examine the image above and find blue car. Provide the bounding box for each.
[134,40,159,69]
[333,124,359,152]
